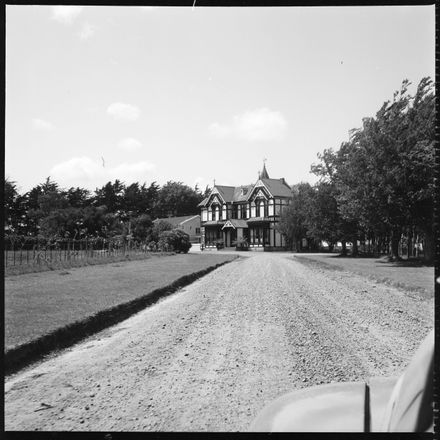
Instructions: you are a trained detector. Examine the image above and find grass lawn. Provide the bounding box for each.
[294,254,434,300]
[5,253,237,351]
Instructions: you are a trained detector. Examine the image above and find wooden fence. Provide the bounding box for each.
[4,239,148,268]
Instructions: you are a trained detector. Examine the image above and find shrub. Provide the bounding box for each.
[147,241,157,252]
[233,237,249,251]
[149,220,173,243]
[158,229,192,253]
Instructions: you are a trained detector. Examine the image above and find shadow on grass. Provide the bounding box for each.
[293,255,432,300]
[322,253,433,267]
[5,257,238,376]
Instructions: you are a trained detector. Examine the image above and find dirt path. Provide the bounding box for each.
[5,253,434,432]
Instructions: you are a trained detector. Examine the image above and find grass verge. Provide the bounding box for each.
[5,254,238,375]
[294,254,434,300]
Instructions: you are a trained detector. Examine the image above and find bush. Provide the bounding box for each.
[147,241,157,252]
[158,229,192,253]
[149,220,173,243]
[233,237,248,250]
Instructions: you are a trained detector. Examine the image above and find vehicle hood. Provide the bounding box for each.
[249,378,397,432]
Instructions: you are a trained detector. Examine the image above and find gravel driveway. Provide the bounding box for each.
[5,252,434,431]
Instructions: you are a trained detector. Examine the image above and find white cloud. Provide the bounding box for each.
[79,22,97,41]
[209,108,288,142]
[107,102,140,121]
[32,118,55,131]
[51,157,100,182]
[50,157,156,188]
[118,138,143,152]
[51,6,83,25]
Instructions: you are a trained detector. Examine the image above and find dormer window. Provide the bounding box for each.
[241,187,248,196]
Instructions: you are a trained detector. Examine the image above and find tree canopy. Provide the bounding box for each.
[4,178,204,244]
[279,77,435,260]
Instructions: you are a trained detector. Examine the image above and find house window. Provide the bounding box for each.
[241,204,247,219]
[256,199,266,217]
[211,204,220,221]
[196,227,200,234]
[231,205,238,219]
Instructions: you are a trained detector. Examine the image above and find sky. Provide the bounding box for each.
[5,5,435,195]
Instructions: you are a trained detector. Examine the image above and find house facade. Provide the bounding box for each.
[153,215,201,243]
[198,165,292,250]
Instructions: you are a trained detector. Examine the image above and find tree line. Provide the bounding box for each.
[4,178,209,246]
[278,77,435,261]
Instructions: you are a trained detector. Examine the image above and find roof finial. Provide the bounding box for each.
[261,159,269,179]
[213,178,216,187]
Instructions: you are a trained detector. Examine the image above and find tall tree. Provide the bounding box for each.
[277,182,314,251]
[156,181,204,218]
[93,180,125,213]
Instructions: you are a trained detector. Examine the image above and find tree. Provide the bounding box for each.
[82,206,110,237]
[23,177,66,236]
[277,183,314,251]
[4,178,20,232]
[130,214,153,242]
[39,207,83,239]
[156,181,204,218]
[310,77,435,260]
[66,187,91,208]
[93,180,125,213]
[306,182,340,251]
[149,219,173,243]
[122,183,143,217]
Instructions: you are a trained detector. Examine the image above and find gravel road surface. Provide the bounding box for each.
[5,252,434,431]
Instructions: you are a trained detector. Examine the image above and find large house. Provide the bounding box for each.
[153,215,201,243]
[198,165,292,250]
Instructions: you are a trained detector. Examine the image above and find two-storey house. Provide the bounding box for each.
[198,165,292,250]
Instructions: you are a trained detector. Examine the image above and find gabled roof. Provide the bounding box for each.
[260,178,292,198]
[233,185,253,202]
[197,197,208,207]
[221,219,248,229]
[198,172,292,208]
[153,215,200,227]
[215,185,236,203]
